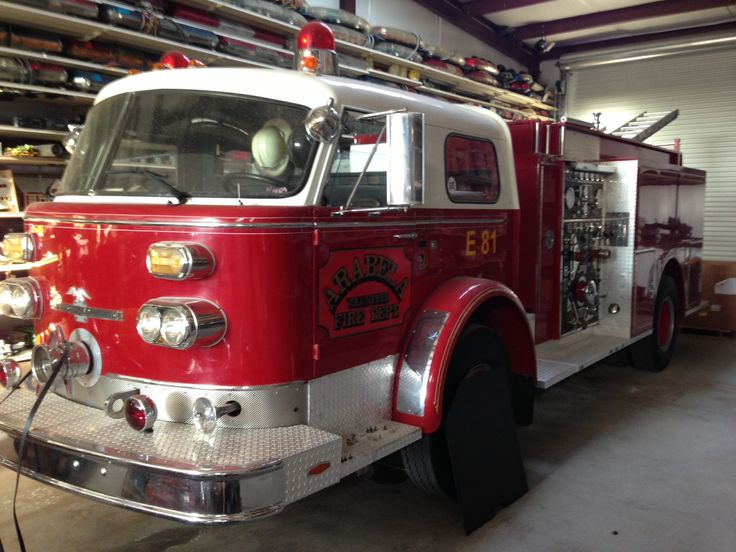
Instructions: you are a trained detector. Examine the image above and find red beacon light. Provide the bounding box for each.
[296,21,338,76]
[156,51,206,70]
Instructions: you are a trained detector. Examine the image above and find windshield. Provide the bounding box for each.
[59,91,317,200]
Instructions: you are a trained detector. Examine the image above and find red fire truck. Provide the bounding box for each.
[0,26,705,525]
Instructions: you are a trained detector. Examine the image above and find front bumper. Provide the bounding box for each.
[0,386,342,524]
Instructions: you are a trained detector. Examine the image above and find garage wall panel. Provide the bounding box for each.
[565,47,736,260]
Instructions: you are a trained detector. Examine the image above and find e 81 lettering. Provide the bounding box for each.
[465,229,497,257]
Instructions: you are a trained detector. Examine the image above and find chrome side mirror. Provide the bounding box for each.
[386,112,424,206]
[305,100,340,143]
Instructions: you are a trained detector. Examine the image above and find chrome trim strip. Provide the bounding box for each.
[54,303,124,321]
[64,374,306,428]
[105,373,302,391]
[0,459,285,524]
[25,216,314,230]
[25,216,507,230]
[635,247,657,254]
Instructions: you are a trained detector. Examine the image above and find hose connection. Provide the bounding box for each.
[31,327,92,384]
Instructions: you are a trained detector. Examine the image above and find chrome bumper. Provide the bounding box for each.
[0,386,342,524]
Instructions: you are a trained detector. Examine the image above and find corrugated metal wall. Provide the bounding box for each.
[565,46,736,261]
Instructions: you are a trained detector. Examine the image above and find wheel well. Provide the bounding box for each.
[469,296,536,425]
[662,259,685,317]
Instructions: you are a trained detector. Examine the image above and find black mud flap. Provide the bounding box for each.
[445,368,528,535]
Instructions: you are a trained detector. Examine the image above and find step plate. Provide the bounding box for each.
[535,331,649,389]
[340,421,421,477]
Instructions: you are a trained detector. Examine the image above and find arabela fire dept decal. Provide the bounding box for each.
[320,248,411,338]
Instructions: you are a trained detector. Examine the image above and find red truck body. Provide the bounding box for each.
[0,65,705,524]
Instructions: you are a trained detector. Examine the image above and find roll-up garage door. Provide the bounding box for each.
[564,46,736,261]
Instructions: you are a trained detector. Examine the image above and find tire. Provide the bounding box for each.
[401,324,511,497]
[630,275,679,372]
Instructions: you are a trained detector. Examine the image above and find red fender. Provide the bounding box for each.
[393,277,536,433]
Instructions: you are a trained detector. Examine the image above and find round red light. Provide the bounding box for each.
[124,395,157,432]
[298,21,335,52]
[160,51,191,69]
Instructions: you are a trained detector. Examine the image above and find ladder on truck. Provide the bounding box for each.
[610,109,679,142]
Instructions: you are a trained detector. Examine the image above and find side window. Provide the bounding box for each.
[445,134,500,203]
[322,112,387,208]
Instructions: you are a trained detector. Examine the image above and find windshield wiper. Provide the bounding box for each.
[106,168,190,205]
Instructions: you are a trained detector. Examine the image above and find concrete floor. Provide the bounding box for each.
[1,332,736,551]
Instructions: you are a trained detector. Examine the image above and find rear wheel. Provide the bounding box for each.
[401,324,511,496]
[630,275,679,372]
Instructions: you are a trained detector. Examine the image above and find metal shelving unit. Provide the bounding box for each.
[0,0,553,118]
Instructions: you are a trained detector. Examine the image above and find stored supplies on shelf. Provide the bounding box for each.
[157,0,555,115]
[0,46,129,76]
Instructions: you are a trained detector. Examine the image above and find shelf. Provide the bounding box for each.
[0,157,67,166]
[0,125,67,141]
[0,46,129,77]
[0,80,96,104]
[175,0,303,36]
[0,212,24,219]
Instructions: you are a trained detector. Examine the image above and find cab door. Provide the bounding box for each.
[312,113,417,379]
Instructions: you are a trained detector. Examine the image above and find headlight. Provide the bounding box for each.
[135,298,226,349]
[0,278,42,319]
[136,305,161,343]
[10,285,33,317]
[1,233,36,262]
[161,307,193,348]
[0,283,13,316]
[146,242,215,280]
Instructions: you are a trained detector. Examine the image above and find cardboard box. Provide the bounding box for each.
[685,260,736,332]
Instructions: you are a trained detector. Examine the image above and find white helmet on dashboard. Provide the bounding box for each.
[252,118,292,178]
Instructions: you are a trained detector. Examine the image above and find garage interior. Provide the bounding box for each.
[0,0,735,550]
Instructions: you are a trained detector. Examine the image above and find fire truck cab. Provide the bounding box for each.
[0,49,705,524]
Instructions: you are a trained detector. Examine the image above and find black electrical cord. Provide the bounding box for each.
[12,352,66,552]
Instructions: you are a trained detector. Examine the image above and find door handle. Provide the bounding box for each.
[393,232,418,240]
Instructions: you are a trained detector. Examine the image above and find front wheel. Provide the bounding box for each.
[401,325,512,497]
[630,275,679,372]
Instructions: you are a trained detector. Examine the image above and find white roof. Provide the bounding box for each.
[96,68,508,140]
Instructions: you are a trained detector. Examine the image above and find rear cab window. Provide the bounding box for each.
[445,134,500,204]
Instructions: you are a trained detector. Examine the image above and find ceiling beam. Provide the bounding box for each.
[464,0,553,16]
[516,0,735,40]
[542,21,736,60]
[412,0,537,70]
